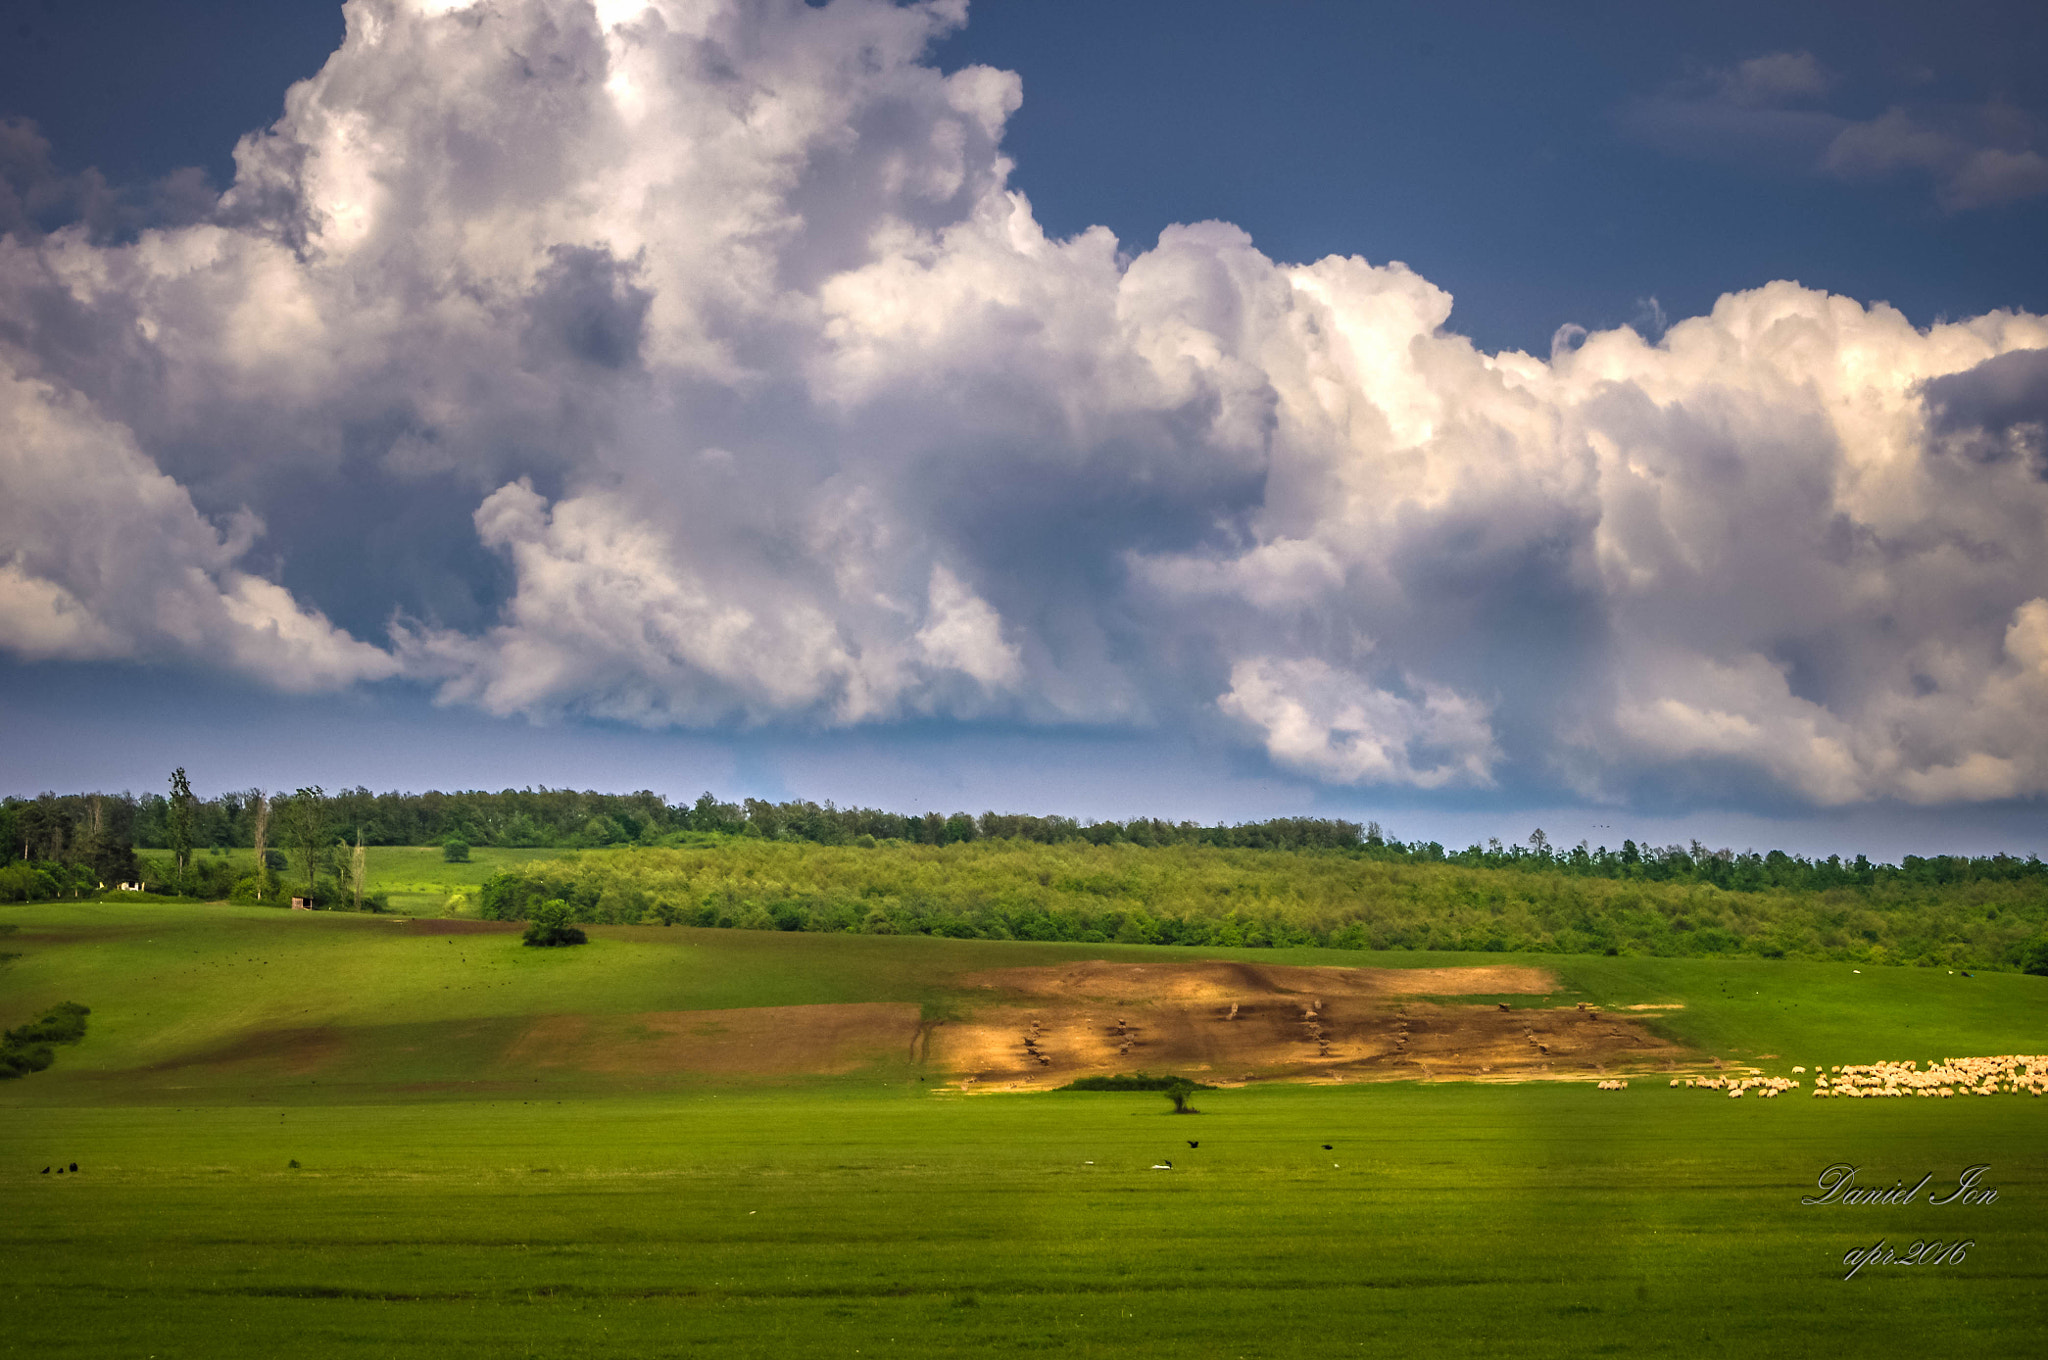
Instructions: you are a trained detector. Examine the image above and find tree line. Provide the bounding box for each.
[2,776,2043,904]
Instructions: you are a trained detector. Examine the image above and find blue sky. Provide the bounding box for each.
[2,1,2046,857]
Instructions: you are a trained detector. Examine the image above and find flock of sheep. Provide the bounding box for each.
[1806,1054,2048,1098]
[1637,1054,2048,1099]
[1676,1074,1801,1098]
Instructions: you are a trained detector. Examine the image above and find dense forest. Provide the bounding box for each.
[475,839,2048,972]
[3,780,2046,972]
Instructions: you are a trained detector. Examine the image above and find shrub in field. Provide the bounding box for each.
[0,863,62,902]
[6,1001,89,1047]
[522,901,587,947]
[0,1044,53,1078]
[0,1001,89,1080]
[442,838,471,863]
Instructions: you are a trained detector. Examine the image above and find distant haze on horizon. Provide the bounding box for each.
[2,1,2046,859]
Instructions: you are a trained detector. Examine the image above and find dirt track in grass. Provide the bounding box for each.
[504,1003,924,1076]
[937,960,1686,1089]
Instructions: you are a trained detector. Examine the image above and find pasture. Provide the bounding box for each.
[2,901,2043,1356]
[160,844,577,915]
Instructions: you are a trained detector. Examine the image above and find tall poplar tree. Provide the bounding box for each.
[250,791,271,901]
[167,769,195,887]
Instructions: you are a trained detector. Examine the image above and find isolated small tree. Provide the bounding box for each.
[522,900,587,948]
[351,831,366,912]
[250,792,271,901]
[1163,1077,1200,1115]
[442,837,471,863]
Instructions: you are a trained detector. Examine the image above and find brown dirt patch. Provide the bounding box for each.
[147,1025,348,1077]
[938,961,1683,1090]
[503,1003,922,1076]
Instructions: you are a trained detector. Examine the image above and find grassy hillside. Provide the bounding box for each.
[3,902,2044,1357]
[3,901,2044,1103]
[476,839,2048,970]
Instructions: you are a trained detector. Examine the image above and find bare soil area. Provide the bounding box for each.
[960,959,1558,1001]
[938,960,1685,1089]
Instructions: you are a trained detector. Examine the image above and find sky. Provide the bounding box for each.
[2,0,2046,859]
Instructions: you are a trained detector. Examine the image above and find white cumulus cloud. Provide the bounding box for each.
[2,0,2046,807]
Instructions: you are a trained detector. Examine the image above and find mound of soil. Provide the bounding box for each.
[939,961,1683,1089]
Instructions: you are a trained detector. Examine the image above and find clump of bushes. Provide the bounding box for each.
[521,901,587,948]
[0,1001,89,1080]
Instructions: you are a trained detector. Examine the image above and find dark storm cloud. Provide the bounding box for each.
[1923,348,2048,474]
[524,245,651,372]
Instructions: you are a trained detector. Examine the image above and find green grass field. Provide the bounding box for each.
[160,844,581,914]
[362,845,581,915]
[3,900,2044,1356]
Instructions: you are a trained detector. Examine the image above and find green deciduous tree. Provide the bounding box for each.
[275,788,327,900]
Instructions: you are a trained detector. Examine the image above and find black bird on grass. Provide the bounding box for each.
[69,1162,77,1172]
[1187,1140,1199,1148]
[1321,1144,1334,1150]
[40,1166,49,1174]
